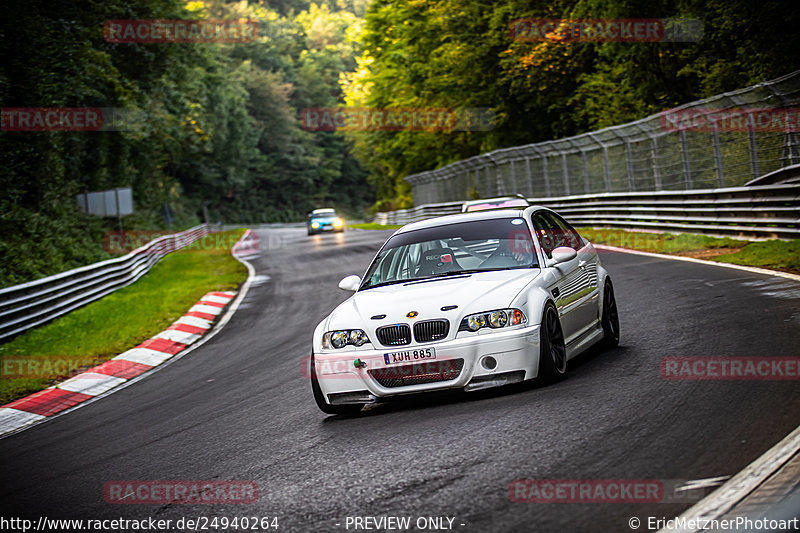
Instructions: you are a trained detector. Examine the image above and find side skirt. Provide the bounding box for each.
[565,323,604,361]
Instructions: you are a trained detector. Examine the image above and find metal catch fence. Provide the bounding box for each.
[405,70,800,205]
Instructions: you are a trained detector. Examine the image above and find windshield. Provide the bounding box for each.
[311,209,336,217]
[361,218,538,290]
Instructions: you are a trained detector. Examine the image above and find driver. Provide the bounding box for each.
[480,236,534,268]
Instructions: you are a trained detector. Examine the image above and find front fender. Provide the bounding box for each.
[511,285,554,327]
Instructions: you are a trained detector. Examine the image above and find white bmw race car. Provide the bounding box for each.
[310,206,620,415]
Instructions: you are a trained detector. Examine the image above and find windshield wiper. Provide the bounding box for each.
[403,269,487,285]
[360,270,479,290]
[359,279,410,291]
[361,266,538,291]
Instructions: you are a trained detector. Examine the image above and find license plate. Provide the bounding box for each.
[383,347,436,365]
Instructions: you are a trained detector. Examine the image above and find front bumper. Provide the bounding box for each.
[309,223,342,232]
[314,324,541,403]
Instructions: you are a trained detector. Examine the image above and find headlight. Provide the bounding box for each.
[348,329,368,346]
[459,308,526,332]
[334,218,344,227]
[323,329,370,349]
[466,314,485,331]
[488,310,508,328]
[311,222,320,229]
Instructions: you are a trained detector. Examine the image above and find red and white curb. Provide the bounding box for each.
[0,292,237,436]
[0,229,258,439]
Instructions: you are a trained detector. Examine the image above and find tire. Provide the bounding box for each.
[310,354,364,415]
[600,279,620,349]
[538,303,567,382]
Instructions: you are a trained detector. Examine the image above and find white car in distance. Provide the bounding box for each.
[310,207,619,415]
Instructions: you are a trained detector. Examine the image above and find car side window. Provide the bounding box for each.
[531,212,560,259]
[545,213,583,251]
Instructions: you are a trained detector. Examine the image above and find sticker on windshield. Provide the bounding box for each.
[511,218,524,225]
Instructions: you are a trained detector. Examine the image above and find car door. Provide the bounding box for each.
[547,212,600,335]
[531,211,596,344]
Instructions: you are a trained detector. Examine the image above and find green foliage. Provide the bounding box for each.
[3,0,799,287]
[713,240,800,273]
[0,0,373,286]
[579,228,746,253]
[346,0,800,203]
[579,227,800,273]
[348,222,403,230]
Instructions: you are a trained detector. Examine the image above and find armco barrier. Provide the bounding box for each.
[0,224,215,342]
[372,182,800,240]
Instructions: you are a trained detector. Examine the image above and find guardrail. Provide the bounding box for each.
[372,183,800,240]
[0,224,215,342]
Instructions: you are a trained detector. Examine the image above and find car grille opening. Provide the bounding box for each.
[368,359,465,388]
[376,324,411,346]
[413,319,450,342]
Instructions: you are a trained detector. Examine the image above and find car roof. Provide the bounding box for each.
[462,196,530,206]
[311,208,336,214]
[395,205,551,234]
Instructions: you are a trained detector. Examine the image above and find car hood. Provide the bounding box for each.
[326,269,540,331]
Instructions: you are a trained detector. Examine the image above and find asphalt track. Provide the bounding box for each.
[1,227,799,533]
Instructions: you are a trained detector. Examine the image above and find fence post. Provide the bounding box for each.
[561,152,570,195]
[581,150,589,193]
[467,167,481,200]
[445,170,453,202]
[495,161,504,196]
[510,159,518,194]
[624,140,636,191]
[525,156,533,197]
[680,130,693,189]
[651,137,662,190]
[542,153,551,197]
[786,132,800,166]
[712,125,725,187]
[748,126,760,180]
[602,146,611,192]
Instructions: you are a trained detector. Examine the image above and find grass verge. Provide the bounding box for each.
[349,222,403,230]
[579,228,800,274]
[0,229,248,405]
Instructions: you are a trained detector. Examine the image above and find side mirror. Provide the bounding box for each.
[547,247,577,267]
[338,275,362,292]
